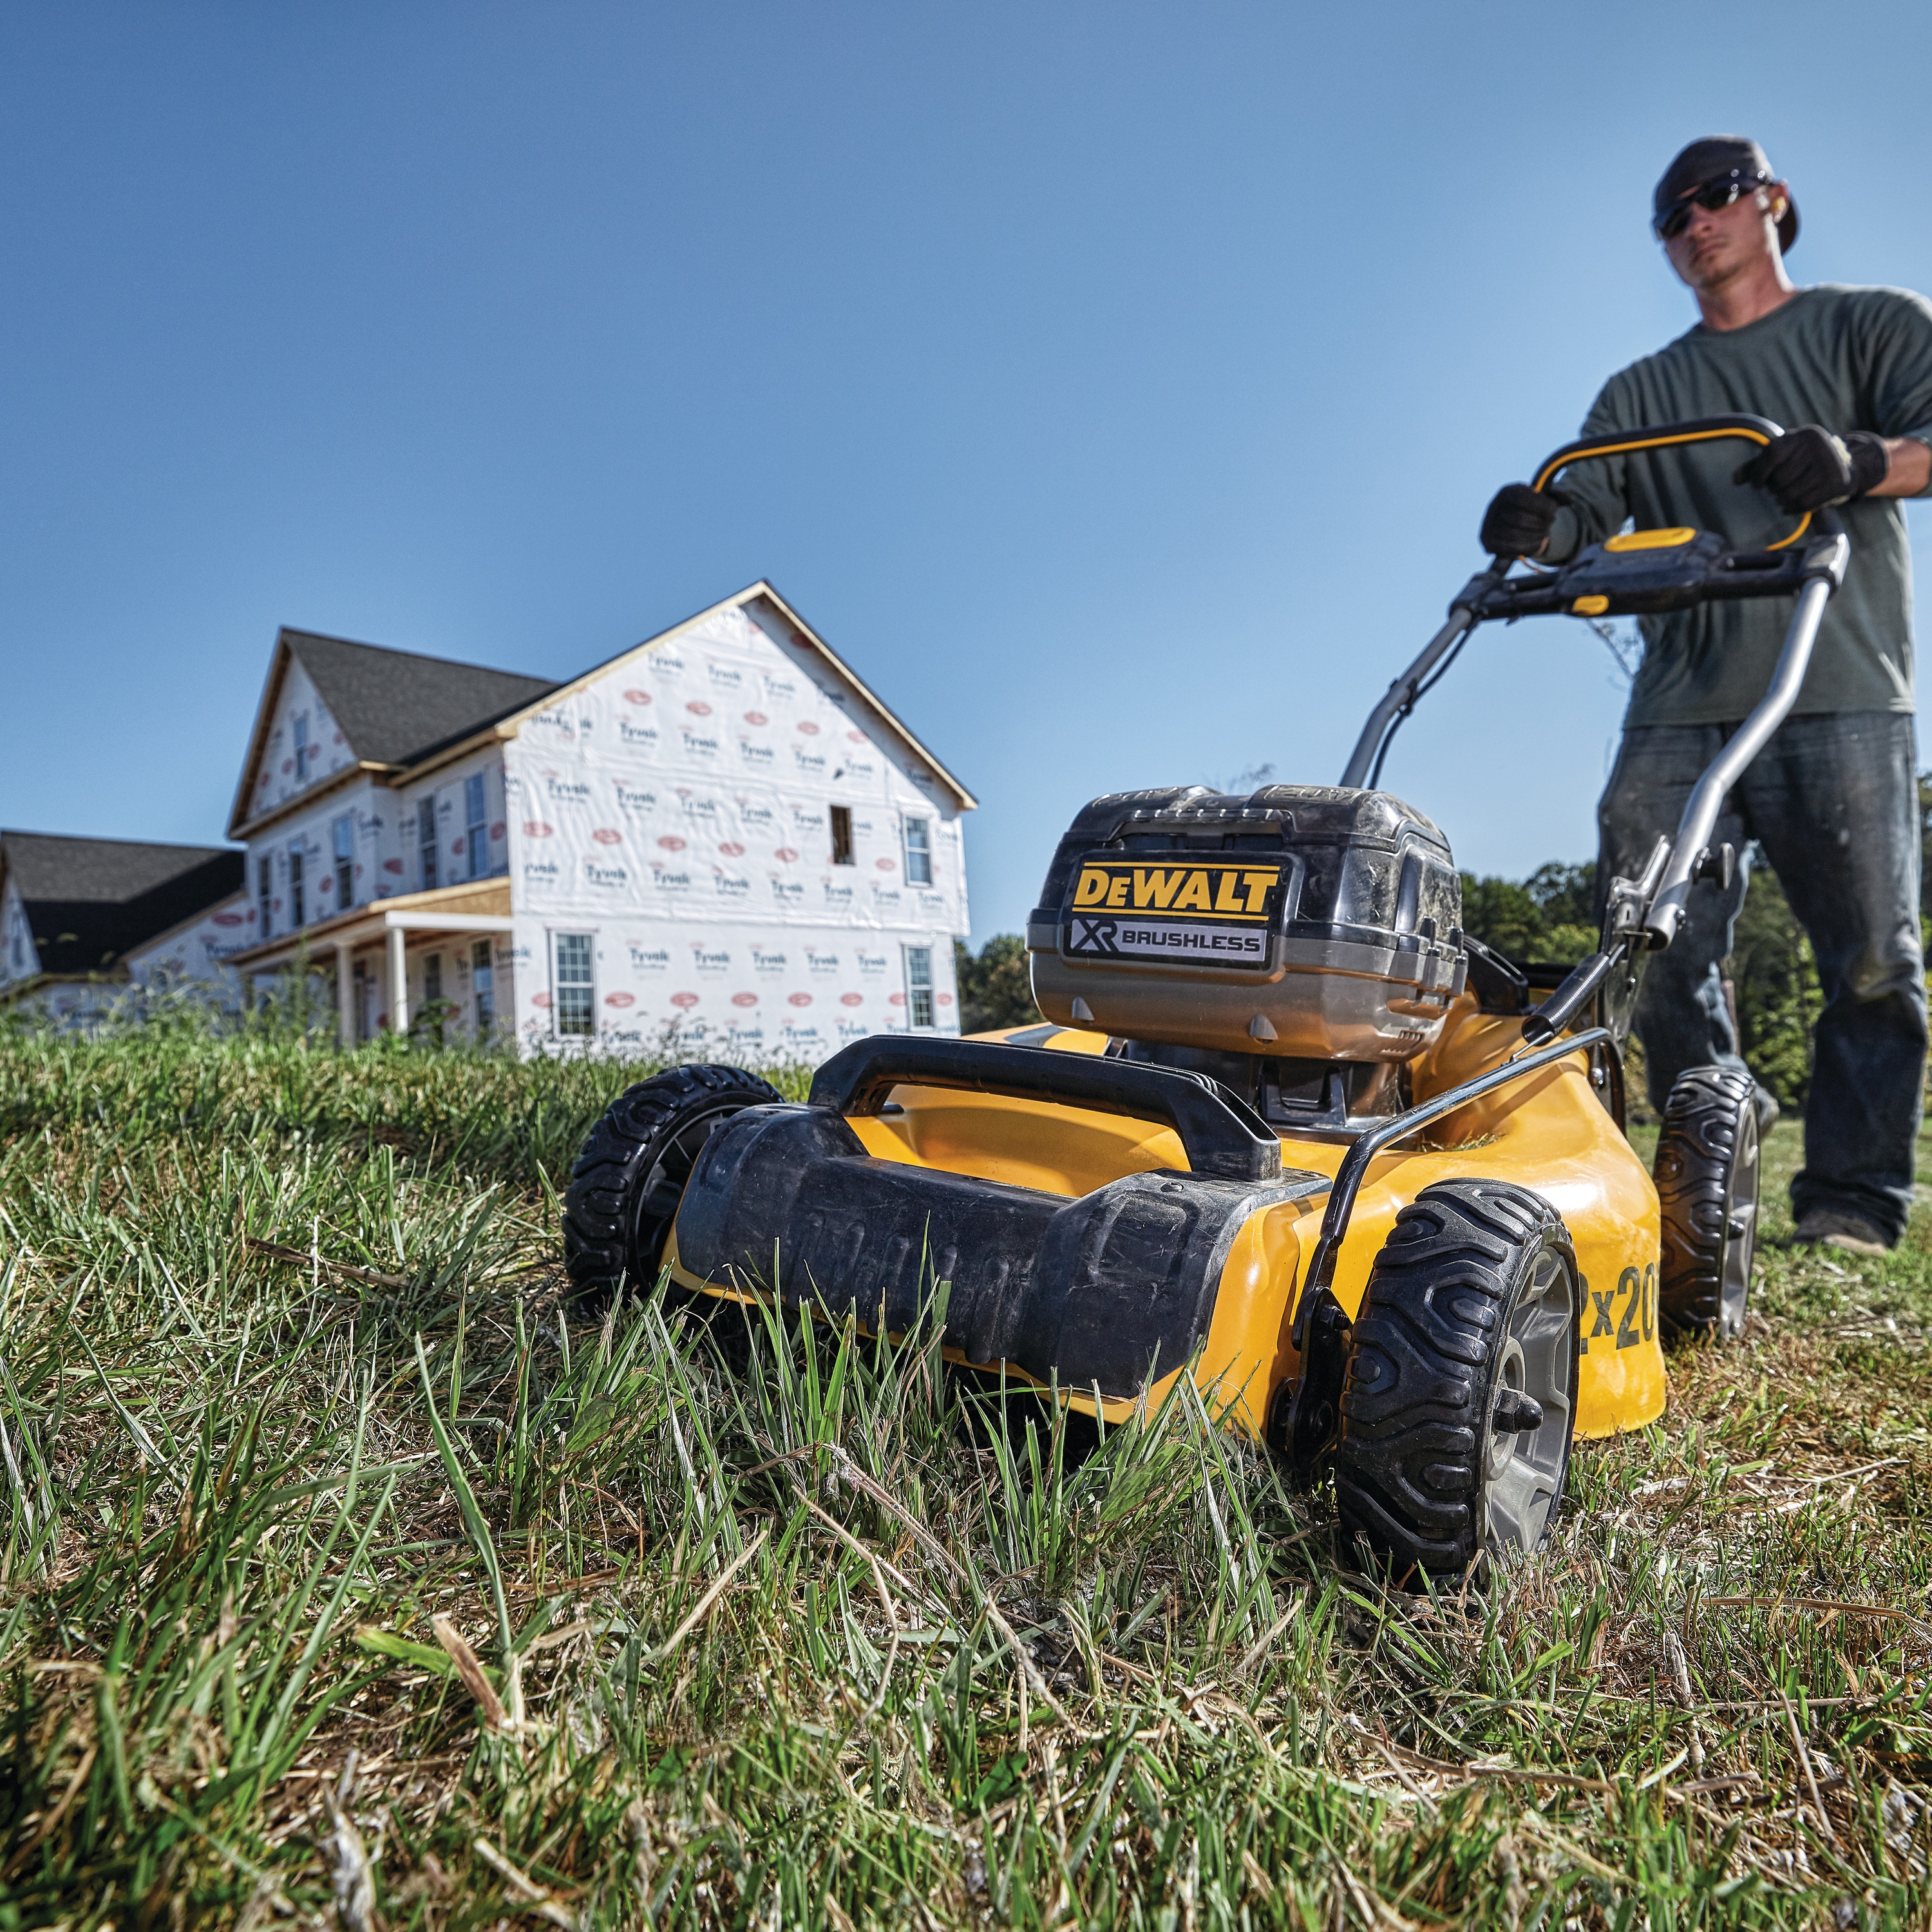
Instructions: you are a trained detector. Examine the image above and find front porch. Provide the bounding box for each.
[225,880,513,1046]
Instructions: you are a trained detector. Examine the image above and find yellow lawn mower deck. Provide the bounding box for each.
[562,416,1850,1579]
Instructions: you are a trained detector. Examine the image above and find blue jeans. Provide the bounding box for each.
[1596,711,1926,1242]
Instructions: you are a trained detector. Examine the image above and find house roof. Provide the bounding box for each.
[287,630,560,767]
[231,585,974,836]
[229,629,559,833]
[495,582,977,811]
[0,831,246,978]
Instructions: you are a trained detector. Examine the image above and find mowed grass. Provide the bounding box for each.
[1,1029,1930,1930]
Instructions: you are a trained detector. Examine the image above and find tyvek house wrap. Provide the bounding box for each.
[504,600,965,1061]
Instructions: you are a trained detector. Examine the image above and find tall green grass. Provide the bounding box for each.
[1,1029,1929,1927]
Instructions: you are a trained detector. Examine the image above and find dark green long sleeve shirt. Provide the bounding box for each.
[1544,284,1932,726]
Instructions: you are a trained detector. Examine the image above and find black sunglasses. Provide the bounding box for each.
[1654,167,1773,240]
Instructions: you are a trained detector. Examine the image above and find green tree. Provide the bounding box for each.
[1458,860,1598,965]
[953,935,1043,1036]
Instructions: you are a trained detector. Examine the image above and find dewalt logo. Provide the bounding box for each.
[1063,858,1287,972]
[1070,860,1284,922]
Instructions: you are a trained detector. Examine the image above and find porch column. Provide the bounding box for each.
[334,940,354,1048]
[387,923,408,1036]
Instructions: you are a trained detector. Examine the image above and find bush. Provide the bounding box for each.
[954,934,1043,1035]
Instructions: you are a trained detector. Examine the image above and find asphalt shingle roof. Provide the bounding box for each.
[284,630,559,768]
[1,833,246,976]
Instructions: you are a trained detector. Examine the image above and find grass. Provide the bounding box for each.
[1,1027,1929,1929]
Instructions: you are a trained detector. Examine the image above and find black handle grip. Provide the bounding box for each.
[808,1036,1283,1183]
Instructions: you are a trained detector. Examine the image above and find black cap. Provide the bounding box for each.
[1653,136,1797,254]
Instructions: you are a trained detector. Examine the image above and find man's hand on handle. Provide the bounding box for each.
[1480,482,1563,558]
[1734,426,1889,512]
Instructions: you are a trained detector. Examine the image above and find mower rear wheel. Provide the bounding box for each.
[1332,1178,1580,1580]
[562,1063,784,1308]
[1654,1066,1758,1342]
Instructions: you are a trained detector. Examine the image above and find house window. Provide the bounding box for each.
[472,940,495,1034]
[289,849,306,927]
[419,799,439,891]
[464,774,488,878]
[904,816,933,886]
[553,932,594,1036]
[333,815,354,910]
[830,804,854,866]
[424,951,442,1004]
[257,858,272,935]
[904,945,934,1028]
[294,714,310,784]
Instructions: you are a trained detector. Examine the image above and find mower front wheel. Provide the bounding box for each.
[1332,1178,1580,1580]
[562,1064,784,1309]
[1654,1065,1759,1341]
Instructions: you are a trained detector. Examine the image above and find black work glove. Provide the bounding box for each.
[1734,424,1889,513]
[1480,482,1565,558]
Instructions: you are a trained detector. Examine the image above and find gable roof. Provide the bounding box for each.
[288,630,560,766]
[0,832,246,978]
[230,629,558,834]
[494,582,977,810]
[230,585,974,835]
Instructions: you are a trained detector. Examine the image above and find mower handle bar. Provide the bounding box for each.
[1340,419,1852,947]
[1341,416,1813,792]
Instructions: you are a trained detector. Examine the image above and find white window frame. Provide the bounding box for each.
[419,796,439,891]
[472,938,495,1036]
[464,773,488,878]
[551,931,596,1037]
[332,813,355,911]
[904,815,933,886]
[904,943,934,1030]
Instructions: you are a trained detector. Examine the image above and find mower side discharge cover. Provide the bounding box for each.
[674,1100,1325,1397]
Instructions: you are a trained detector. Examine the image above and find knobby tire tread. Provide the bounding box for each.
[1332,1177,1574,1578]
[561,1063,783,1302]
[1654,1065,1755,1340]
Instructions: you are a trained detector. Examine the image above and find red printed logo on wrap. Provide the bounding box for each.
[841,992,864,1007]
[788,992,812,1007]
[383,857,404,874]
[774,847,799,862]
[604,992,636,1009]
[213,912,243,927]
[685,700,712,716]
[875,858,895,871]
[732,992,758,1008]
[889,992,906,1006]
[531,992,553,1009]
[718,842,744,857]
[796,720,820,735]
[592,828,622,846]
[524,822,554,838]
[743,711,768,726]
[670,992,699,1009]
[657,836,687,851]
[623,689,652,705]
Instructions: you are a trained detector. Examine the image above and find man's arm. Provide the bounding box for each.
[1870,435,1932,498]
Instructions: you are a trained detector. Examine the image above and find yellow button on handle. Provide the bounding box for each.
[1604,526,1697,553]
[1571,594,1610,616]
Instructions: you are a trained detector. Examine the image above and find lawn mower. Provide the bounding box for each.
[562,417,1848,1577]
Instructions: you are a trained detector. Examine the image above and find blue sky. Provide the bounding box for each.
[5,1,1931,941]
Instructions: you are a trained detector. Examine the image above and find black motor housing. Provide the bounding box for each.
[1026,786,1466,1062]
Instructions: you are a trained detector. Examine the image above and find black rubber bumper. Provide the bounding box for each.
[674,1083,1322,1398]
